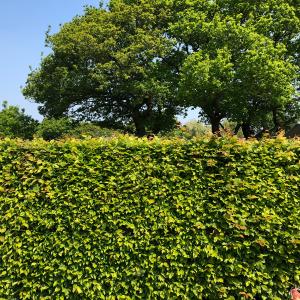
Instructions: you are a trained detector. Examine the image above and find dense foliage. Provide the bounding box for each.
[64,123,120,139]
[35,118,122,140]
[35,118,74,140]
[0,101,124,141]
[0,137,299,299]
[0,101,38,140]
[23,1,178,136]
[170,0,299,135]
[22,0,300,136]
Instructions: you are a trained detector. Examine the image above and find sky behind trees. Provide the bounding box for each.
[0,1,92,120]
[0,1,100,120]
[0,1,198,122]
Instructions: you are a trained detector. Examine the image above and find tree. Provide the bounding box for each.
[179,47,233,134]
[23,0,299,137]
[170,1,299,135]
[217,0,300,132]
[23,1,178,136]
[0,101,38,139]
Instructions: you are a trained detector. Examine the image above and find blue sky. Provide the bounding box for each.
[0,0,198,123]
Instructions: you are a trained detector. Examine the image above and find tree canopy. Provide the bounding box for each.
[0,101,38,139]
[23,1,178,136]
[23,0,300,137]
[169,0,299,135]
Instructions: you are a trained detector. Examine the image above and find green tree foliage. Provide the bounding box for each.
[171,1,299,135]
[22,0,299,137]
[35,118,122,140]
[23,1,178,136]
[183,120,211,137]
[0,137,299,298]
[0,101,38,139]
[35,118,74,140]
[218,0,300,61]
[217,0,300,132]
[65,122,121,139]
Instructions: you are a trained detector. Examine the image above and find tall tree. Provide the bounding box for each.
[170,0,299,135]
[23,1,178,136]
[218,0,300,131]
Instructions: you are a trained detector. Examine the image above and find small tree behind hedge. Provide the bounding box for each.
[35,117,74,140]
[0,101,38,139]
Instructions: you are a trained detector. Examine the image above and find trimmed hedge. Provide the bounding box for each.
[0,137,299,299]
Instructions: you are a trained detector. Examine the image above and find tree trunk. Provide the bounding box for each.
[234,124,242,135]
[210,116,221,136]
[242,123,254,139]
[132,112,146,137]
[272,108,284,134]
[206,97,223,136]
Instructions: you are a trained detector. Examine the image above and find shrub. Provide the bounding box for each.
[0,101,38,139]
[64,123,120,139]
[0,137,299,299]
[35,118,74,140]
[184,120,211,137]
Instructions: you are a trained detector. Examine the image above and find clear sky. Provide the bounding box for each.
[0,0,198,123]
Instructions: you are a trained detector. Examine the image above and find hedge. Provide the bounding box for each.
[0,136,299,299]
